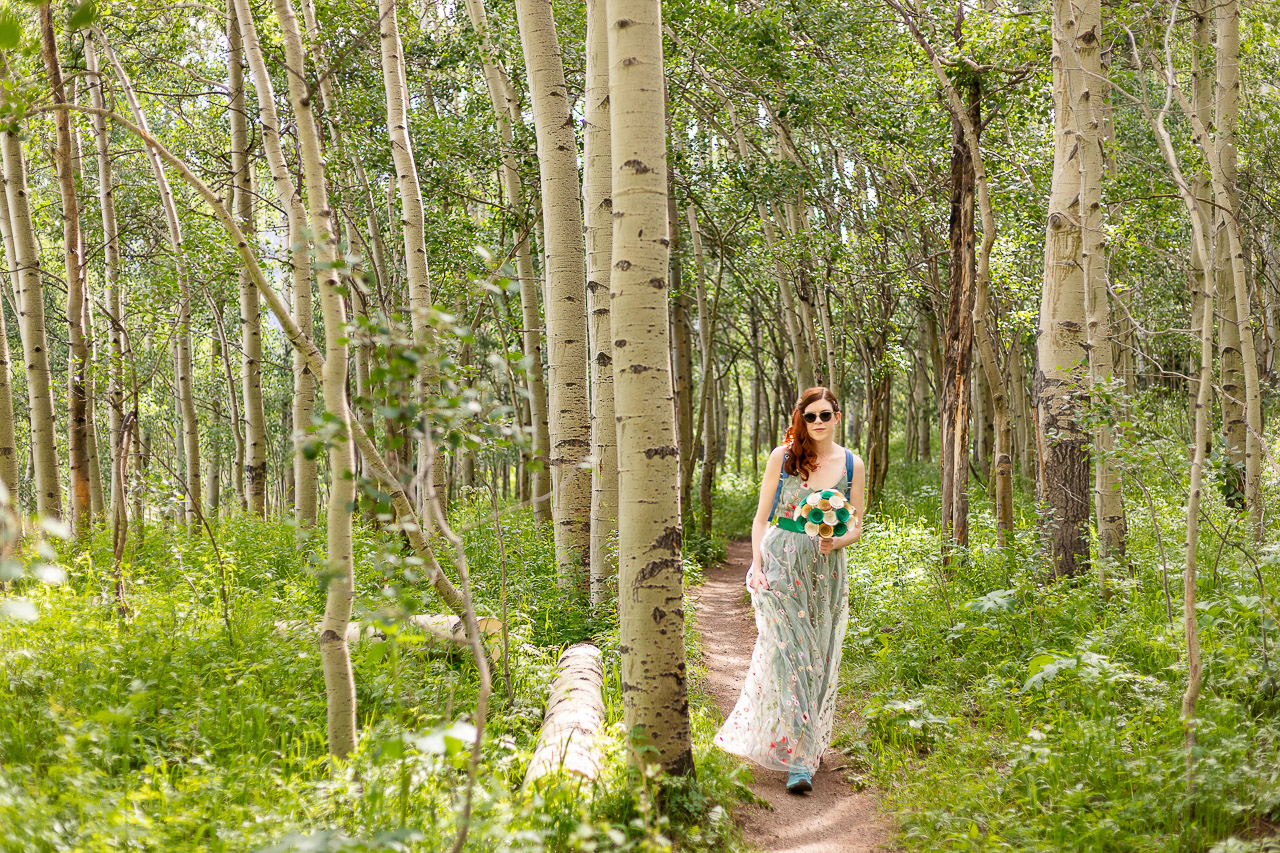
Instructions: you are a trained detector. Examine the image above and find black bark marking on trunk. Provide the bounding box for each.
[654,525,682,552]
[637,556,681,581]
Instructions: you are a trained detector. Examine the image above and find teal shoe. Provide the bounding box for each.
[785,770,812,794]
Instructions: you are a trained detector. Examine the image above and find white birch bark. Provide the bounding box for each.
[226,0,272,519]
[607,0,693,775]
[584,0,617,609]
[461,0,552,523]
[0,184,15,495]
[1072,2,1125,563]
[514,0,592,587]
[271,0,358,759]
[1,112,61,517]
[1212,0,1262,532]
[378,0,438,512]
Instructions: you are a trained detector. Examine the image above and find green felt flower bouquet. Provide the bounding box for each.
[791,489,851,537]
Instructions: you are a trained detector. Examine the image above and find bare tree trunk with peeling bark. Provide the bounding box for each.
[226,0,271,519]
[41,4,92,535]
[461,0,551,523]
[607,0,693,777]
[1,106,61,519]
[514,0,592,588]
[584,0,617,609]
[1035,0,1093,579]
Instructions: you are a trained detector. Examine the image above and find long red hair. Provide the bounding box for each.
[783,387,841,479]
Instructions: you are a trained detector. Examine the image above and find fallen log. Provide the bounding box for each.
[523,643,605,787]
[274,614,503,654]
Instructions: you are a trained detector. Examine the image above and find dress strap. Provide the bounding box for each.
[844,448,854,501]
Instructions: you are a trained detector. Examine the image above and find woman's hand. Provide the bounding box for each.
[749,562,769,591]
[818,536,836,555]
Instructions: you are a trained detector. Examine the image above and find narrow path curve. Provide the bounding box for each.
[695,538,896,853]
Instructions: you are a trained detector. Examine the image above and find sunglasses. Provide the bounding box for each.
[801,410,837,423]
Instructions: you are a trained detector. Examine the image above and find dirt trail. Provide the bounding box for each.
[695,538,895,853]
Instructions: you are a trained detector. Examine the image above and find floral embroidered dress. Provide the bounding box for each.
[714,468,850,773]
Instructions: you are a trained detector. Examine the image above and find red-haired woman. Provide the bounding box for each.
[714,386,865,794]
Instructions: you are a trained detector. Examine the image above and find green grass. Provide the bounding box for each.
[0,496,752,853]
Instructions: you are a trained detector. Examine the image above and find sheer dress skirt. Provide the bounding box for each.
[715,484,849,773]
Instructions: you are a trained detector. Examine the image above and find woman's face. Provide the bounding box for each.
[802,398,840,440]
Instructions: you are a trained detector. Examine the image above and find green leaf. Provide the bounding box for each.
[68,0,98,30]
[0,9,22,50]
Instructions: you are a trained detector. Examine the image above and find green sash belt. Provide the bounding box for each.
[773,517,808,534]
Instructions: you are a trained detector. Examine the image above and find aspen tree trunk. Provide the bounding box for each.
[913,341,931,461]
[42,7,92,535]
[73,66,104,522]
[1188,0,1214,438]
[379,0,439,514]
[462,0,552,522]
[207,388,222,515]
[0,209,14,495]
[940,85,976,553]
[1154,27,1264,539]
[690,209,718,536]
[87,41,124,525]
[1,118,61,517]
[672,286,695,515]
[105,42,202,526]
[272,0,358,759]
[1074,7,1125,565]
[584,0,618,609]
[1181,269,1213,760]
[1035,0,1092,578]
[225,2,270,519]
[229,0,308,520]
[608,0,693,776]
[514,0,591,586]
[1213,0,1262,531]
[0,164,20,501]
[750,315,762,478]
[1151,111,1218,750]
[1144,49,1220,748]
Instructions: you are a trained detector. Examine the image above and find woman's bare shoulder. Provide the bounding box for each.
[835,444,865,469]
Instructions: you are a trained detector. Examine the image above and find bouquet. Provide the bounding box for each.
[791,489,852,537]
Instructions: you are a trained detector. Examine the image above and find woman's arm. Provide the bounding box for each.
[749,446,787,589]
[820,452,866,554]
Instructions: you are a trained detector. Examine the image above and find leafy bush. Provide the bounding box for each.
[0,508,751,853]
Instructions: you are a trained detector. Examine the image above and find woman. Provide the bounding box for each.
[714,386,865,794]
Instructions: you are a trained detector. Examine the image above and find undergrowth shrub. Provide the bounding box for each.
[0,504,750,852]
[821,405,1280,853]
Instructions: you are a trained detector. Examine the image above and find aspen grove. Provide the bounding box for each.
[0,0,1277,850]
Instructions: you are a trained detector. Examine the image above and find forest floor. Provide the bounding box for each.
[695,538,896,853]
